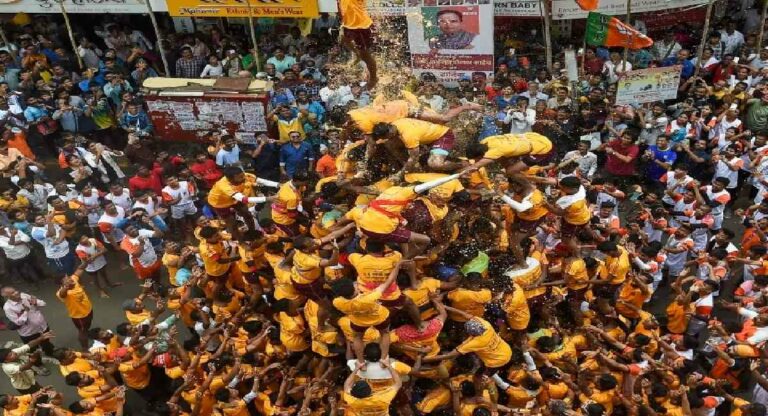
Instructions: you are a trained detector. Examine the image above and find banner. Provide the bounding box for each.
[165,0,319,17]
[0,0,167,13]
[350,0,539,17]
[492,0,541,16]
[407,3,494,83]
[551,0,708,19]
[615,66,681,106]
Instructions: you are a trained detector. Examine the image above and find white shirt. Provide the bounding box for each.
[76,239,108,273]
[505,108,537,134]
[720,29,745,55]
[562,150,598,178]
[201,64,224,78]
[105,189,132,212]
[30,224,70,259]
[1,344,36,390]
[603,60,632,84]
[124,230,158,267]
[0,229,31,260]
[162,182,195,206]
[3,294,48,337]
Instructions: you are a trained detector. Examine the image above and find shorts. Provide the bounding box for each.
[207,265,231,281]
[429,130,456,156]
[567,287,588,305]
[292,278,327,301]
[133,260,161,280]
[381,294,406,309]
[212,205,236,218]
[343,27,373,50]
[561,221,587,239]
[72,311,93,331]
[275,222,300,237]
[171,202,197,219]
[516,217,545,234]
[362,226,412,244]
[350,317,390,333]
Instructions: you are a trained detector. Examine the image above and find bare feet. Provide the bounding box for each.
[99,291,110,299]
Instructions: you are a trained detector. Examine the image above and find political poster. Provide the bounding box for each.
[165,0,319,18]
[407,3,495,83]
[0,0,166,13]
[614,66,682,106]
[551,0,708,20]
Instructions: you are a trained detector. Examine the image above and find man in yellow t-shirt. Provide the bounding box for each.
[0,392,37,416]
[116,347,155,398]
[498,175,549,267]
[544,176,593,254]
[339,0,378,88]
[356,173,461,257]
[271,172,309,237]
[342,360,402,415]
[426,311,512,369]
[198,226,240,288]
[332,260,402,362]
[464,132,553,175]
[207,166,275,232]
[56,266,93,350]
[596,240,631,299]
[372,118,464,173]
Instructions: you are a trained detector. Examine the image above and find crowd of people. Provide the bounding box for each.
[1,0,768,415]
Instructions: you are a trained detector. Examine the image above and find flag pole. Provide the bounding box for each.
[58,1,83,69]
[244,0,262,72]
[757,0,768,52]
[622,0,631,72]
[144,0,171,76]
[693,0,715,77]
[541,0,553,70]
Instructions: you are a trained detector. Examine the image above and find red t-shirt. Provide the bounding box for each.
[605,139,639,176]
[190,159,222,188]
[128,170,163,196]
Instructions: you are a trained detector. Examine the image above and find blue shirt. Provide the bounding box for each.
[216,144,241,166]
[494,95,517,111]
[647,145,677,181]
[119,111,153,133]
[23,106,47,123]
[279,142,314,177]
[662,57,694,79]
[479,114,502,141]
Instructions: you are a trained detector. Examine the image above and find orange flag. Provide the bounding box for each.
[575,0,599,10]
[585,12,654,50]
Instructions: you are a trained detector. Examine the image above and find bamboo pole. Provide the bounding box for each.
[59,1,83,69]
[622,0,631,72]
[757,0,768,52]
[244,0,262,72]
[541,0,552,70]
[693,0,715,77]
[144,0,171,76]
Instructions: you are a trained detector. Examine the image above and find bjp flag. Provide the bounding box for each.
[585,12,653,50]
[575,0,599,10]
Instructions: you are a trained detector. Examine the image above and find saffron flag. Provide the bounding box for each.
[575,0,599,10]
[585,12,653,50]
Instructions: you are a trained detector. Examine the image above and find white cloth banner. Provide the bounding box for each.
[614,66,682,106]
[551,0,708,20]
[407,4,495,84]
